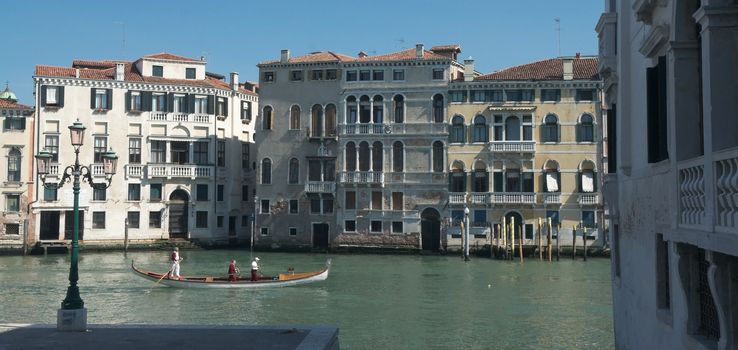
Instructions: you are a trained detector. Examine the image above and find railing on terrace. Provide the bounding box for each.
[488,141,536,153]
[384,172,447,185]
[338,171,383,185]
[449,192,466,204]
[577,193,600,205]
[305,181,336,193]
[125,164,144,179]
[147,164,213,179]
[470,192,490,205]
[490,192,536,204]
[677,156,706,227]
[48,164,60,176]
[388,123,448,135]
[90,164,105,177]
[715,147,738,231]
[148,112,211,123]
[543,193,561,204]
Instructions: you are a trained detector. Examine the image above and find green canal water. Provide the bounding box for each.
[0,251,613,349]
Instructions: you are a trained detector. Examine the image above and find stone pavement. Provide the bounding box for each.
[0,324,339,350]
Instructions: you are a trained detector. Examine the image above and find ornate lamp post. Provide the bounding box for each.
[36,120,118,331]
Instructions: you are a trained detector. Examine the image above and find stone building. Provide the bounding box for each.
[446,56,604,251]
[599,0,738,349]
[0,85,35,250]
[31,53,258,246]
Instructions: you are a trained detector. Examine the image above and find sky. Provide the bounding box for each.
[1,0,603,105]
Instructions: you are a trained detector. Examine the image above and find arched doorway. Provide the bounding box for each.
[421,208,441,251]
[169,189,189,239]
[505,211,524,240]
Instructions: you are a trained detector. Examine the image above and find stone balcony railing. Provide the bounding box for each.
[384,172,447,185]
[577,193,600,205]
[488,141,536,153]
[48,164,61,177]
[542,193,561,204]
[90,164,106,177]
[338,171,383,185]
[148,112,211,124]
[714,147,738,231]
[448,192,466,204]
[305,181,336,194]
[470,192,490,205]
[125,164,144,179]
[147,164,213,179]
[338,123,388,135]
[490,192,536,204]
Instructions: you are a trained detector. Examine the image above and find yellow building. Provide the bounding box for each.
[446,56,604,251]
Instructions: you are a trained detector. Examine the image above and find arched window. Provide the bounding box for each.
[472,115,488,142]
[542,114,559,142]
[288,158,299,184]
[372,141,383,171]
[505,116,520,141]
[261,158,272,184]
[433,94,444,123]
[262,106,273,130]
[450,115,465,143]
[372,95,384,123]
[325,104,337,137]
[393,95,404,123]
[578,114,594,142]
[7,148,21,182]
[432,141,444,173]
[473,161,488,192]
[311,104,323,137]
[346,96,357,124]
[579,160,597,193]
[359,95,371,123]
[290,105,300,130]
[346,142,357,171]
[358,142,370,171]
[449,161,466,192]
[544,160,561,192]
[392,141,404,172]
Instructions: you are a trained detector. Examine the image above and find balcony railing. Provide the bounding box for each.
[677,156,706,226]
[490,192,535,204]
[543,193,561,204]
[147,164,213,179]
[449,192,466,204]
[148,112,211,124]
[577,193,600,205]
[48,164,60,177]
[384,172,447,185]
[488,141,536,153]
[715,147,738,230]
[125,164,144,178]
[90,164,105,177]
[388,123,448,135]
[339,171,383,185]
[470,192,490,205]
[305,181,336,194]
[338,123,388,135]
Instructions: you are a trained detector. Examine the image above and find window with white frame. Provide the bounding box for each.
[7,148,21,182]
[578,114,594,142]
[129,91,142,111]
[45,86,59,105]
[152,93,166,112]
[5,194,19,212]
[194,96,208,114]
[92,211,106,229]
[93,137,107,163]
[542,114,559,142]
[260,199,270,214]
[94,89,108,109]
[128,138,141,164]
[173,94,186,113]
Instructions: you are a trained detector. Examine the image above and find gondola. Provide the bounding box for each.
[131,259,331,289]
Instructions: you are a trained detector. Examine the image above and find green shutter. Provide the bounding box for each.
[90,88,96,109]
[106,89,113,109]
[125,91,131,112]
[58,86,64,107]
[40,86,47,107]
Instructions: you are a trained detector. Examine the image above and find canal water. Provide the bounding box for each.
[0,251,613,349]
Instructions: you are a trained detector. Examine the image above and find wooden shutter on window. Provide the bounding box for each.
[124,91,131,112]
[187,94,195,113]
[2,118,8,129]
[20,117,26,129]
[58,86,64,107]
[90,88,96,109]
[106,89,112,109]
[167,93,174,112]
[657,56,668,161]
[141,91,152,111]
[207,96,214,114]
[40,86,47,107]
[647,65,659,162]
[223,97,228,117]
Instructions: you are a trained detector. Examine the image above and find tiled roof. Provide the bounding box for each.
[355,48,451,62]
[430,44,461,52]
[476,57,599,81]
[259,47,453,65]
[0,98,32,110]
[72,60,129,69]
[259,51,354,65]
[143,52,201,62]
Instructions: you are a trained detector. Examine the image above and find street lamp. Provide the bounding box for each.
[463,206,470,261]
[36,120,118,331]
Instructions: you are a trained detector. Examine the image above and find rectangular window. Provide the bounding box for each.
[45,86,59,105]
[5,194,19,212]
[241,142,249,169]
[345,220,356,232]
[522,115,533,141]
[289,199,298,214]
[216,97,226,116]
[473,210,487,226]
[45,135,59,162]
[128,184,141,201]
[490,90,504,102]
[173,94,186,113]
[372,70,384,81]
[656,233,671,310]
[371,191,382,210]
[152,94,166,112]
[392,192,403,211]
[263,71,275,82]
[151,141,166,163]
[128,138,141,164]
[346,70,357,81]
[521,89,535,101]
[44,187,58,201]
[196,184,208,201]
[326,69,338,80]
[522,172,534,192]
[242,185,249,202]
[505,171,520,192]
[260,199,270,214]
[93,187,106,201]
[493,172,503,192]
[242,215,249,227]
[194,96,208,114]
[290,70,303,81]
[152,65,163,77]
[150,184,162,201]
[323,197,333,214]
[92,211,106,229]
[217,216,224,228]
[450,91,466,103]
[359,70,370,81]
[94,89,108,109]
[541,89,561,102]
[506,90,522,102]
[311,70,323,80]
[582,210,596,228]
[310,197,321,214]
[392,221,403,233]
[217,185,224,201]
[370,220,382,233]
[345,191,356,210]
[241,101,251,121]
[450,210,464,227]
[546,210,560,227]
[127,211,140,229]
[194,141,208,165]
[576,89,594,101]
[196,211,208,228]
[93,137,107,163]
[149,211,162,228]
[217,141,226,167]
[4,223,20,236]
[129,91,142,111]
[260,227,269,236]
[647,56,668,163]
[471,90,486,102]
[289,227,297,236]
[4,115,25,130]
[186,68,196,79]
[392,69,404,81]
[432,68,444,80]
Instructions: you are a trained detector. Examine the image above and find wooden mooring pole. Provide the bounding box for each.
[556,223,561,261]
[124,218,129,253]
[583,226,588,261]
[510,217,515,261]
[518,224,524,263]
[546,218,553,262]
[537,218,543,261]
[572,225,577,260]
[501,217,507,260]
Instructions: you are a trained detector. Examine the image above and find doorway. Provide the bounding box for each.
[312,223,329,249]
[421,208,441,251]
[228,216,236,237]
[505,211,524,239]
[39,211,60,240]
[64,210,85,240]
[168,189,189,239]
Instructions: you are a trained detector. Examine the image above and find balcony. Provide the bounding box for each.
[339,171,383,185]
[388,123,448,135]
[470,192,490,205]
[384,172,447,185]
[147,164,213,179]
[714,147,738,230]
[48,164,61,177]
[305,181,336,194]
[90,164,106,177]
[449,192,466,204]
[488,141,536,153]
[596,12,618,77]
[577,193,600,205]
[338,123,388,135]
[490,192,535,205]
[542,193,561,204]
[148,112,211,124]
[125,164,144,179]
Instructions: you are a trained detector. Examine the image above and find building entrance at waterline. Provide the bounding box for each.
[505,212,524,239]
[39,211,60,240]
[421,208,441,251]
[64,210,84,240]
[312,223,329,249]
[168,189,189,239]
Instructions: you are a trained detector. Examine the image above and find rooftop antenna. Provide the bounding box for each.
[114,21,126,59]
[554,17,561,57]
[396,38,406,50]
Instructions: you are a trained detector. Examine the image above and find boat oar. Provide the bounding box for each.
[147,267,173,291]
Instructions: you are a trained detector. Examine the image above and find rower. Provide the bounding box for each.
[228,260,239,282]
[251,257,260,281]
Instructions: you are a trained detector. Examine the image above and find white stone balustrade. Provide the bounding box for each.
[488,141,536,153]
[678,158,705,226]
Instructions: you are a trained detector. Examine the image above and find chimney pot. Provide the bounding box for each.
[230,72,239,91]
[415,44,424,58]
[463,57,475,82]
[563,58,574,80]
[115,63,125,81]
[280,49,290,63]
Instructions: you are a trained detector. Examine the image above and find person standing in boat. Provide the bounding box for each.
[228,260,239,282]
[169,247,182,280]
[250,257,260,281]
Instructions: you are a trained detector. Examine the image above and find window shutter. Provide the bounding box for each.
[207,95,214,114]
[187,94,195,113]
[90,88,96,109]
[167,93,174,112]
[657,56,668,161]
[592,172,598,192]
[40,86,47,107]
[125,91,131,112]
[577,172,582,192]
[646,66,658,162]
[493,172,503,192]
[223,98,228,117]
[106,89,112,109]
[575,124,581,143]
[142,91,152,111]
[20,117,26,129]
[3,118,8,130]
[58,86,64,107]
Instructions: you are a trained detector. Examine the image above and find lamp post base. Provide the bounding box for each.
[57,308,87,331]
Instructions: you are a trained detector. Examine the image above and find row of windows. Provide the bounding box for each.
[150,65,196,80]
[42,183,250,203]
[449,88,595,103]
[449,114,596,143]
[447,170,597,193]
[2,115,26,131]
[344,220,404,233]
[447,210,597,230]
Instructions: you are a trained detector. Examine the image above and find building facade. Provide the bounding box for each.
[599,0,738,349]
[446,56,604,251]
[0,86,35,249]
[32,53,258,245]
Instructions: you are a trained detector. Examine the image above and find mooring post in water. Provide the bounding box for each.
[510,216,515,260]
[537,218,543,261]
[556,223,561,261]
[572,225,577,260]
[518,224,524,262]
[124,218,129,253]
[583,226,588,261]
[547,217,553,262]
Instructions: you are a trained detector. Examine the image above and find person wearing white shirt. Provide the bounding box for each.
[250,257,260,281]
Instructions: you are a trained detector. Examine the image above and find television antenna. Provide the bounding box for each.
[554,18,561,57]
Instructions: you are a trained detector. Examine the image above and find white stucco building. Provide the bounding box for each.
[599,0,738,349]
[32,53,258,246]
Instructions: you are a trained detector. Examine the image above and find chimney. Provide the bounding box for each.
[358,51,368,58]
[115,63,125,81]
[415,44,424,59]
[280,49,290,63]
[75,69,80,79]
[575,52,581,59]
[230,72,239,91]
[200,56,205,62]
[563,58,574,80]
[464,57,475,82]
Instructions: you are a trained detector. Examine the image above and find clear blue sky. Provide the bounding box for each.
[2,0,602,105]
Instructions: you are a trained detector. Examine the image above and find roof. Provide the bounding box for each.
[476,57,600,81]
[0,98,31,110]
[143,52,201,62]
[258,51,354,65]
[430,44,461,52]
[258,47,454,65]
[354,48,451,62]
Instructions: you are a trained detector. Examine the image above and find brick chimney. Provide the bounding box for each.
[563,58,574,80]
[280,49,290,63]
[415,44,424,59]
[115,63,125,81]
[464,57,475,82]
[230,72,239,91]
